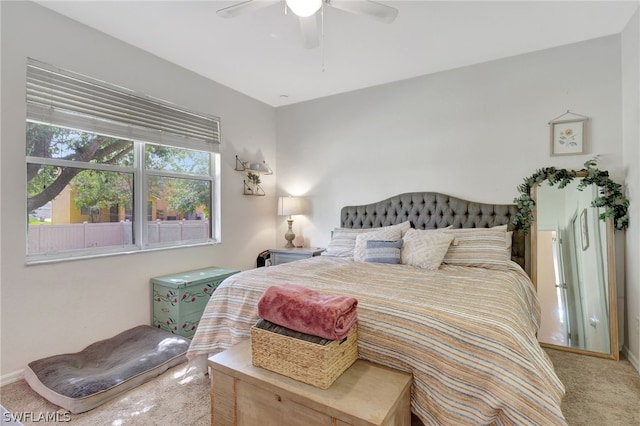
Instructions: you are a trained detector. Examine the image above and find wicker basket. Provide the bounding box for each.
[250,325,358,389]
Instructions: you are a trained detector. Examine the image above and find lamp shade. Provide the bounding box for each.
[286,0,321,17]
[278,196,303,217]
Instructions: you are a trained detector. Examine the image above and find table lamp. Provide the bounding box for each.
[278,196,302,248]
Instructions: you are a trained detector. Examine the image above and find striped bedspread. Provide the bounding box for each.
[187,257,566,425]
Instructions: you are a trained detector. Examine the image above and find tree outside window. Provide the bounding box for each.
[26,123,214,259]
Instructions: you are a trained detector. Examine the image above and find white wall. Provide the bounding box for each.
[277,35,623,247]
[276,35,634,363]
[0,1,278,379]
[622,9,640,370]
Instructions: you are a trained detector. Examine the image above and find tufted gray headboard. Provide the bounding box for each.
[340,192,528,274]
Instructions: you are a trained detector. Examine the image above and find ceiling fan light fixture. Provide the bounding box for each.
[286,0,321,17]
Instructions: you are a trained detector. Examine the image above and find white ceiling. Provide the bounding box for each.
[35,1,639,107]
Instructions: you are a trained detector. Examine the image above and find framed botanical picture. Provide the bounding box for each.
[550,118,587,156]
[580,208,589,251]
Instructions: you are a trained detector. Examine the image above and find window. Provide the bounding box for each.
[26,59,221,262]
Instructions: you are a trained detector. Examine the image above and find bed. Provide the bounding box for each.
[187,192,566,425]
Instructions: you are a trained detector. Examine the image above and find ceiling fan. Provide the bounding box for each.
[217,0,399,49]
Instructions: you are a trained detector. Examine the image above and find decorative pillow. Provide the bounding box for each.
[353,227,403,262]
[386,220,412,236]
[401,228,455,270]
[441,227,510,270]
[333,221,411,237]
[365,240,403,264]
[323,221,411,258]
[322,231,362,257]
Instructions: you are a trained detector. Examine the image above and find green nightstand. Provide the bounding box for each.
[152,267,239,338]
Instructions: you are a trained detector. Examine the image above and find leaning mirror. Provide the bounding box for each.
[531,174,618,360]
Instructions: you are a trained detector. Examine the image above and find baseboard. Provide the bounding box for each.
[0,369,24,387]
[621,345,639,373]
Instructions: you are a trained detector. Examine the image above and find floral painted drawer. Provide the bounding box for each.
[152,267,239,339]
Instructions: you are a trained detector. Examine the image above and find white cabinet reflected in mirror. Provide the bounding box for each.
[532,175,618,360]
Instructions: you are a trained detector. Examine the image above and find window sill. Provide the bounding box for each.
[26,240,220,266]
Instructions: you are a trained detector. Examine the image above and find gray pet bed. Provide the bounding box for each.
[24,325,190,414]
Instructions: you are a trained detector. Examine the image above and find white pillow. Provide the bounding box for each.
[401,229,455,270]
[334,221,411,236]
[353,228,403,262]
[387,220,412,236]
[323,221,411,258]
[322,231,362,257]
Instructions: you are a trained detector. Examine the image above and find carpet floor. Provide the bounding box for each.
[545,349,640,426]
[0,363,209,425]
[1,349,638,425]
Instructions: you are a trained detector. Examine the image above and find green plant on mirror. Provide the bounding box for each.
[512,159,629,233]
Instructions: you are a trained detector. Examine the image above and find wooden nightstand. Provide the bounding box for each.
[269,247,325,266]
[209,340,412,426]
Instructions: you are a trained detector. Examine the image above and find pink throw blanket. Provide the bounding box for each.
[257,284,358,340]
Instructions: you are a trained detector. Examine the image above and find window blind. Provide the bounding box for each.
[26,58,221,153]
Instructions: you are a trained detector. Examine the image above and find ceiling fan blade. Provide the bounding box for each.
[326,0,398,24]
[217,0,278,18]
[299,14,320,49]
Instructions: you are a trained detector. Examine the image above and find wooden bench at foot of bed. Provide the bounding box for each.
[208,340,412,426]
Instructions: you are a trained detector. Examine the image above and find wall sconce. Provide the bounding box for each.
[278,196,303,248]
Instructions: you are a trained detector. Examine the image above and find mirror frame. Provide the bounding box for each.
[531,172,619,360]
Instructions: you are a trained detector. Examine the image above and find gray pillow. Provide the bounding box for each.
[365,239,403,264]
